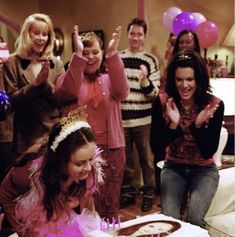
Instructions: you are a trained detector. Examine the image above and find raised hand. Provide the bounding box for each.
[34,60,50,86]
[195,104,219,128]
[73,25,83,56]
[108,26,122,54]
[166,97,180,129]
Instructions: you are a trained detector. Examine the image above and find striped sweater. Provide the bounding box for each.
[120,49,161,127]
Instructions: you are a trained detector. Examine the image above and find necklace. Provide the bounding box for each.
[180,102,197,116]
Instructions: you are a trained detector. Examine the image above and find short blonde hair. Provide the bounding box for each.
[15,13,55,60]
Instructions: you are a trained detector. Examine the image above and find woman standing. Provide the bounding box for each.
[2,13,64,156]
[151,50,224,228]
[56,25,129,221]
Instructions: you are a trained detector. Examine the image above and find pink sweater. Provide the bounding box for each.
[56,52,129,148]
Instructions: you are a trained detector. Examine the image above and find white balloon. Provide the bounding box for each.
[162,7,182,32]
[192,12,207,26]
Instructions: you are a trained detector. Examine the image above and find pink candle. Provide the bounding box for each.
[118,216,121,228]
[112,217,116,229]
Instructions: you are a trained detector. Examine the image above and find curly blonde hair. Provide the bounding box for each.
[15,13,55,60]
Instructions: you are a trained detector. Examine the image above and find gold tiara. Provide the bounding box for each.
[50,106,91,151]
[60,105,88,128]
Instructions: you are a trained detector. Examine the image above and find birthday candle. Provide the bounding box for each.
[112,217,116,229]
[100,219,103,231]
[102,218,106,231]
[118,216,121,228]
[107,219,110,231]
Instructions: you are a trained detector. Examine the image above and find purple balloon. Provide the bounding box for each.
[162,7,182,32]
[172,11,197,36]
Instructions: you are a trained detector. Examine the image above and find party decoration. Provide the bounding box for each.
[0,90,11,120]
[192,12,207,26]
[162,7,182,32]
[172,11,197,36]
[196,21,219,48]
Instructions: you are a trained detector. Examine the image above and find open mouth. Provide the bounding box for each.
[87,61,96,65]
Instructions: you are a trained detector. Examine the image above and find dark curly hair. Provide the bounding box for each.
[165,50,212,109]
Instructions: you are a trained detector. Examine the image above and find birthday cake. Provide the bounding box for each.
[88,213,210,237]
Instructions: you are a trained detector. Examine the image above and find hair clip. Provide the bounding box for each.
[177,54,192,60]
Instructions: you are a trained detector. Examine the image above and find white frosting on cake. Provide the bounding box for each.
[88,213,210,237]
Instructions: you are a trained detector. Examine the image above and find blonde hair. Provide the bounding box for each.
[15,13,55,60]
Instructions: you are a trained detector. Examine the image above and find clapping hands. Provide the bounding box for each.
[195,104,219,128]
[139,64,148,82]
[34,60,50,86]
[108,26,122,54]
[166,98,180,129]
[73,25,83,56]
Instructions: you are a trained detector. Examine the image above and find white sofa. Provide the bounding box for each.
[205,167,235,237]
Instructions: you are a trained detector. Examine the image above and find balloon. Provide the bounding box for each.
[192,12,207,26]
[0,90,11,119]
[162,7,182,32]
[172,11,197,36]
[196,21,219,48]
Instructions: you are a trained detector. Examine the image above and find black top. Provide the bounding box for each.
[150,95,224,162]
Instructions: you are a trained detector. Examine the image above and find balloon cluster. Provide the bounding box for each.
[162,7,219,48]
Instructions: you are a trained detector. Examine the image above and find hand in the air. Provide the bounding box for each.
[73,25,83,56]
[108,26,122,54]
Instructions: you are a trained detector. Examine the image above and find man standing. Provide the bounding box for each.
[120,17,161,211]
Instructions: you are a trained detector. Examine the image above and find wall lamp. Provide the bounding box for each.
[53,28,64,58]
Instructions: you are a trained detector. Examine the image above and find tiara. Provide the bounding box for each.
[177,54,192,61]
[50,106,91,152]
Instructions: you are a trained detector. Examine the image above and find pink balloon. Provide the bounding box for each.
[196,21,219,48]
[172,11,197,36]
[192,12,207,26]
[162,7,182,32]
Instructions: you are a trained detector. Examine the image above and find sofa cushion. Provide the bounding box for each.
[206,212,235,237]
[205,167,235,217]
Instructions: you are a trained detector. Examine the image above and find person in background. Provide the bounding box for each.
[151,50,224,228]
[164,33,177,61]
[2,13,64,158]
[0,39,15,184]
[172,29,201,55]
[55,25,129,221]
[119,17,161,211]
[0,108,105,237]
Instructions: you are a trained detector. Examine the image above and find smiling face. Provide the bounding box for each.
[175,67,196,105]
[178,32,195,51]
[128,24,145,53]
[29,21,49,58]
[67,141,96,185]
[83,40,103,75]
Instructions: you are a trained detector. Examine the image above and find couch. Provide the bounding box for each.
[205,166,235,237]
